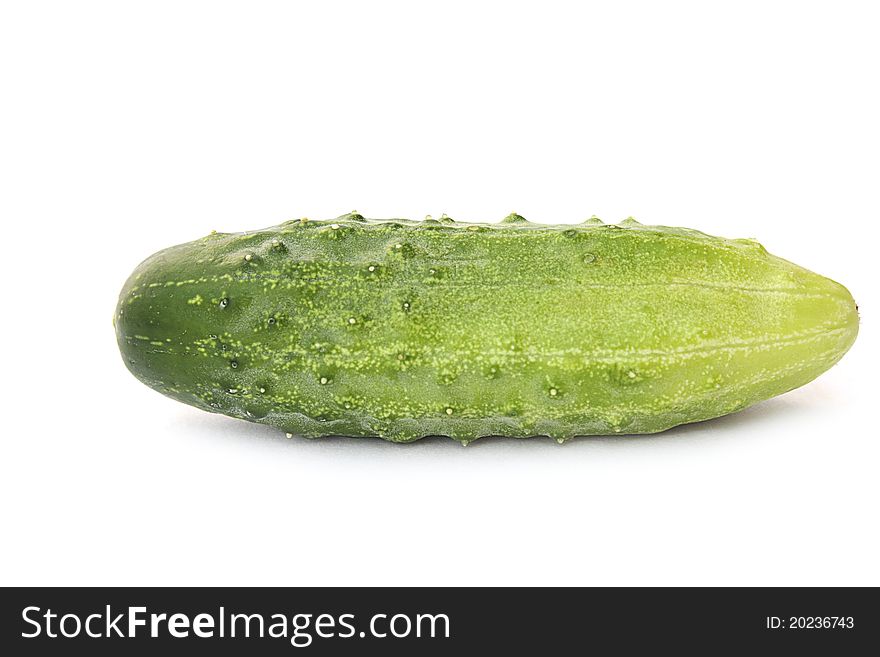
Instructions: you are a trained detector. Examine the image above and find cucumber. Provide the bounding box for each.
[114,213,858,443]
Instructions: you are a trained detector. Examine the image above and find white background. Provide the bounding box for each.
[1,1,877,586]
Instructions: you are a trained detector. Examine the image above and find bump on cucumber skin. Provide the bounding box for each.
[115,214,859,443]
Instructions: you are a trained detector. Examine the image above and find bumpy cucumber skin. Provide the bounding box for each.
[114,214,858,443]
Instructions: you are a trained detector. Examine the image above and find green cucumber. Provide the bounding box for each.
[114,213,858,443]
